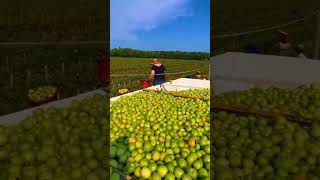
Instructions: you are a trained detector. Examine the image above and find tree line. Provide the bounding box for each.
[111,48,210,60]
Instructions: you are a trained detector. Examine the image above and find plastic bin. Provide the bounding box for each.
[140,79,150,89]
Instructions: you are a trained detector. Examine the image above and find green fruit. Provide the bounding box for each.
[166,162,175,173]
[144,142,153,152]
[203,155,210,163]
[193,160,203,170]
[134,167,141,177]
[152,151,161,161]
[151,172,162,180]
[198,168,209,178]
[110,146,117,158]
[177,158,188,169]
[174,167,185,178]
[136,141,143,148]
[141,167,152,179]
[157,165,168,177]
[110,173,120,180]
[187,168,198,179]
[187,153,197,165]
[126,164,136,174]
[140,158,149,167]
[311,124,320,138]
[110,159,118,168]
[181,174,192,180]
[149,162,158,173]
[164,173,175,180]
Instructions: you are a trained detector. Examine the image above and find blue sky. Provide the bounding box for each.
[110,0,210,52]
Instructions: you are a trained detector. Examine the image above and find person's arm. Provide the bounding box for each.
[148,70,155,80]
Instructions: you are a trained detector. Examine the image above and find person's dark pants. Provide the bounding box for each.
[153,79,165,86]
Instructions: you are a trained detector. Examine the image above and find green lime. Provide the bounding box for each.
[198,168,209,178]
[141,167,152,179]
[193,160,203,170]
[152,151,161,161]
[157,165,168,177]
[174,167,185,178]
[203,155,210,163]
[151,172,162,180]
[166,162,175,173]
[187,153,197,165]
[110,173,120,180]
[187,168,198,179]
[177,158,188,169]
[134,167,141,177]
[149,162,158,173]
[164,173,175,180]
[181,174,193,180]
[140,158,149,167]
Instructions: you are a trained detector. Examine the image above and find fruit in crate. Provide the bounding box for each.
[118,88,129,95]
[28,85,57,102]
[110,89,210,179]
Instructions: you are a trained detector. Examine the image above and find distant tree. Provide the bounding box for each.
[110,48,209,60]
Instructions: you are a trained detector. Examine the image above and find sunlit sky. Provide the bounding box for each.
[111,0,210,52]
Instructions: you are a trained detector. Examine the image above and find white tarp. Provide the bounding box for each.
[212,52,320,94]
[110,78,210,102]
[0,90,106,125]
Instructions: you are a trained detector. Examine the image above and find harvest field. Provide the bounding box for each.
[110,57,210,97]
[0,46,104,116]
[212,0,320,57]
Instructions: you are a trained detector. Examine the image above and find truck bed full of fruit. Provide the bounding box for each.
[212,52,320,95]
[110,78,210,102]
[0,89,106,125]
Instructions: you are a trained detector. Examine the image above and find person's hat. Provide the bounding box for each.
[151,58,160,64]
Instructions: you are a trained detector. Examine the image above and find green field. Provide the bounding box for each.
[0,0,107,41]
[212,0,320,57]
[111,57,210,97]
[0,0,107,115]
[0,46,105,115]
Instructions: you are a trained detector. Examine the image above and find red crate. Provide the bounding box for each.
[97,58,110,82]
[140,79,151,89]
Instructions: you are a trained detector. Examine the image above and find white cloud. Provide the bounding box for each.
[111,0,192,41]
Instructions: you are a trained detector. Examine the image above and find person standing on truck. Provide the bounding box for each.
[148,58,166,85]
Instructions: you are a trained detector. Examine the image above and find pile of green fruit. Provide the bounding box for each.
[174,89,210,100]
[118,89,129,95]
[110,137,131,171]
[28,86,57,102]
[213,112,320,180]
[214,84,320,119]
[0,94,108,179]
[110,89,210,180]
